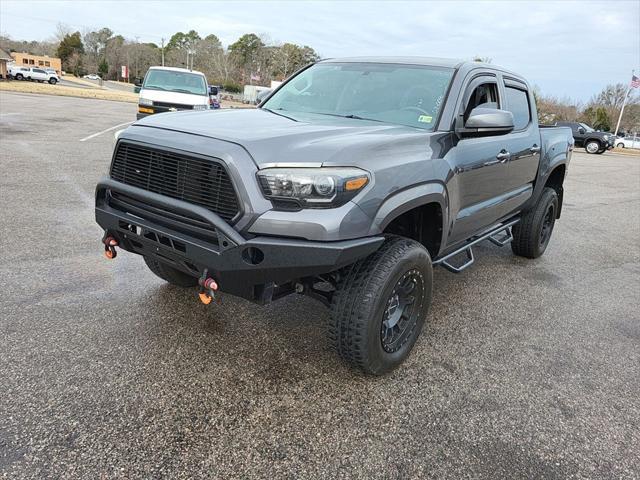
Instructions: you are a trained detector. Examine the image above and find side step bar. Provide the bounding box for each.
[433,219,519,274]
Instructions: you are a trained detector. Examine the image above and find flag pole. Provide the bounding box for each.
[614,70,634,137]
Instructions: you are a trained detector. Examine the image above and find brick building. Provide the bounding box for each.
[10,52,62,75]
[0,48,12,78]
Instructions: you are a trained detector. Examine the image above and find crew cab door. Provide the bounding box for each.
[447,74,514,244]
[31,68,47,81]
[498,79,540,197]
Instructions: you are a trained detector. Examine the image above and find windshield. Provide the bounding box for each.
[143,70,207,96]
[579,123,595,132]
[262,62,454,130]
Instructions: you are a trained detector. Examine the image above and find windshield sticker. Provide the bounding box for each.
[418,115,433,123]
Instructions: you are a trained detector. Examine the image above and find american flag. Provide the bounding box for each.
[632,75,640,88]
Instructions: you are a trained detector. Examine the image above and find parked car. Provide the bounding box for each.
[10,66,58,84]
[556,121,614,154]
[96,57,574,375]
[136,66,210,119]
[84,74,100,80]
[8,65,28,79]
[615,136,640,149]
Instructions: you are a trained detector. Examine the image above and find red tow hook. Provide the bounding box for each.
[103,236,118,260]
[198,269,219,305]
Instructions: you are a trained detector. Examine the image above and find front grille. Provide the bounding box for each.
[152,101,194,110]
[110,142,240,222]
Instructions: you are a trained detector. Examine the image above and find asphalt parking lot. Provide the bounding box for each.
[1,91,639,479]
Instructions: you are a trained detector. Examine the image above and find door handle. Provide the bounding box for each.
[496,150,511,163]
[530,144,541,153]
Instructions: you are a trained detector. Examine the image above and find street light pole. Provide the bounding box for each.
[161,38,165,66]
[614,70,634,137]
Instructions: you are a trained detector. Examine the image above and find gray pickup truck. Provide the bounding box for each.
[96,57,573,375]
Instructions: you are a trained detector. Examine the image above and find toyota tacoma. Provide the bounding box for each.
[95,57,574,375]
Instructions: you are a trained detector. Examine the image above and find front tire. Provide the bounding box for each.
[143,256,198,287]
[329,236,433,375]
[585,140,601,154]
[617,143,624,148]
[15,74,23,80]
[512,187,559,259]
[49,78,57,85]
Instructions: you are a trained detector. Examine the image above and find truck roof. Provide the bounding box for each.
[321,56,465,68]
[148,66,205,76]
[320,56,522,81]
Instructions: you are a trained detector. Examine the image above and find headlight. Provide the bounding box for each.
[139,98,153,106]
[257,167,369,209]
[193,104,208,111]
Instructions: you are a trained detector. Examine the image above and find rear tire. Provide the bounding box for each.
[585,140,601,154]
[329,236,433,375]
[617,143,624,148]
[143,256,198,287]
[511,187,558,259]
[15,74,23,80]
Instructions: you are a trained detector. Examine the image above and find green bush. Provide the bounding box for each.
[222,82,242,93]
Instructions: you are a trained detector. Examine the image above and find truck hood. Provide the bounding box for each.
[133,108,434,168]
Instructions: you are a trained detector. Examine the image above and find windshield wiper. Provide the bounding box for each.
[261,107,298,122]
[309,112,387,124]
[170,88,197,94]
[143,85,166,91]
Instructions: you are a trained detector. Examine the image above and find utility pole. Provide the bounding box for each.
[161,38,165,66]
[614,70,634,137]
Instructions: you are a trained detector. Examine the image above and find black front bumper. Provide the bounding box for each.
[95,178,384,301]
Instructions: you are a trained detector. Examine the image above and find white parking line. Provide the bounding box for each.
[79,121,133,142]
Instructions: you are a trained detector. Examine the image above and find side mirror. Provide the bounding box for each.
[578,127,585,134]
[134,86,141,94]
[459,107,514,136]
[134,79,142,87]
[208,85,218,96]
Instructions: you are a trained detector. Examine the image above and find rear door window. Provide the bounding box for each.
[505,86,531,130]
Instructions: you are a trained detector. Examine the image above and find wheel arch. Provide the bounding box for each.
[585,137,603,146]
[369,182,448,258]
[544,163,566,218]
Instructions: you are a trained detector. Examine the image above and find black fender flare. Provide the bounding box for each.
[368,182,449,251]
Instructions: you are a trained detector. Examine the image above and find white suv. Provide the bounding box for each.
[10,66,59,84]
[616,136,640,149]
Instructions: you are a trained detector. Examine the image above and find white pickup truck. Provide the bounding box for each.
[9,65,59,84]
[136,66,211,120]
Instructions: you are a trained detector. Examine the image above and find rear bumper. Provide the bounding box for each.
[95,178,384,301]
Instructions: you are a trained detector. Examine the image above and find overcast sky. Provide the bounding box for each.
[1,0,638,101]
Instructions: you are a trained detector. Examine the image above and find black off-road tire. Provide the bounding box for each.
[585,140,601,154]
[144,256,198,287]
[511,187,559,259]
[329,236,433,375]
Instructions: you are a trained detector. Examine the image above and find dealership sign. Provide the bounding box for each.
[121,65,128,79]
